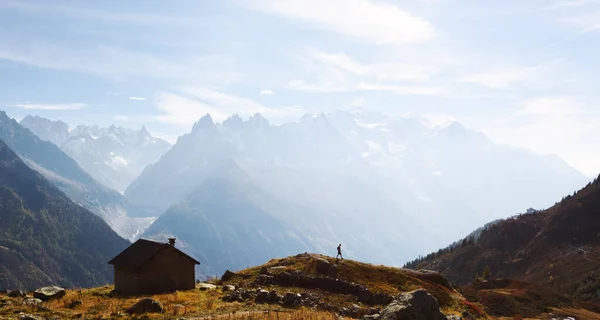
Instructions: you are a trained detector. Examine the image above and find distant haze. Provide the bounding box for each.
[1,1,600,176]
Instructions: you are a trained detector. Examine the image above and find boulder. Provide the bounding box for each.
[33,286,66,301]
[222,291,243,303]
[222,285,237,292]
[221,270,236,281]
[9,290,26,298]
[126,298,164,315]
[267,290,282,303]
[316,258,333,275]
[283,292,303,307]
[22,298,43,306]
[377,289,446,320]
[198,283,217,291]
[19,314,43,320]
[255,289,269,304]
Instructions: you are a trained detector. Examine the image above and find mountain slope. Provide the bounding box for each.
[0,139,129,290]
[407,176,600,300]
[20,115,171,193]
[0,111,152,240]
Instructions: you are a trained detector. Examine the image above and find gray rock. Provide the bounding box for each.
[283,292,303,307]
[33,286,66,301]
[9,290,26,298]
[378,289,446,320]
[22,298,43,306]
[222,291,243,302]
[20,314,43,320]
[267,290,282,303]
[221,270,236,281]
[198,283,217,291]
[446,315,461,320]
[126,298,164,314]
[222,285,236,292]
[255,289,269,303]
[362,314,380,320]
[316,258,334,275]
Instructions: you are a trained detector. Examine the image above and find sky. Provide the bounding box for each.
[1,0,600,176]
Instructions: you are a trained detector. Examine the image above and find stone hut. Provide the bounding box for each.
[108,238,200,294]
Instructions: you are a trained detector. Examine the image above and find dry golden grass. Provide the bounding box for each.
[0,254,491,319]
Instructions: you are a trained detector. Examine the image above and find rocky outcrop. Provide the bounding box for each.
[221,270,236,281]
[33,286,66,301]
[254,270,393,305]
[283,292,303,307]
[363,289,447,320]
[316,258,338,276]
[126,298,164,315]
[8,290,26,298]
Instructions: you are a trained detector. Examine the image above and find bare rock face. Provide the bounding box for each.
[367,289,447,320]
[33,286,66,302]
[126,298,164,315]
[221,270,236,281]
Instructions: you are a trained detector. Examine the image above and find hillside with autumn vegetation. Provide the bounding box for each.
[406,174,600,307]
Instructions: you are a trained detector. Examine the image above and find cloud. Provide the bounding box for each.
[0,40,242,85]
[560,12,600,32]
[285,49,448,95]
[545,0,600,10]
[515,97,586,116]
[457,61,570,90]
[154,86,306,126]
[259,89,274,96]
[1,0,198,26]
[310,51,439,82]
[13,103,86,110]
[129,96,147,101]
[241,0,435,44]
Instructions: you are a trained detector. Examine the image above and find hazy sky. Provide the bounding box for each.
[1,0,599,176]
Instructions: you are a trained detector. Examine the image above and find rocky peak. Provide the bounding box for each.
[191,114,217,133]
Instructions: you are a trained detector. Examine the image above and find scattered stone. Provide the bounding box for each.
[222,285,236,292]
[198,283,217,291]
[362,315,380,320]
[33,286,66,301]
[283,292,303,307]
[9,290,26,298]
[19,313,43,320]
[126,298,164,315]
[377,289,446,320]
[21,298,43,307]
[221,270,236,282]
[446,315,462,320]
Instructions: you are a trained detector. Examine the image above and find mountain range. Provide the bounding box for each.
[0,139,129,290]
[20,115,171,193]
[121,110,587,276]
[0,112,154,241]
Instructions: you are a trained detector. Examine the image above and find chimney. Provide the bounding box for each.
[168,238,176,246]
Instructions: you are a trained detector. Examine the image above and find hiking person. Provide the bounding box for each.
[336,244,343,259]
